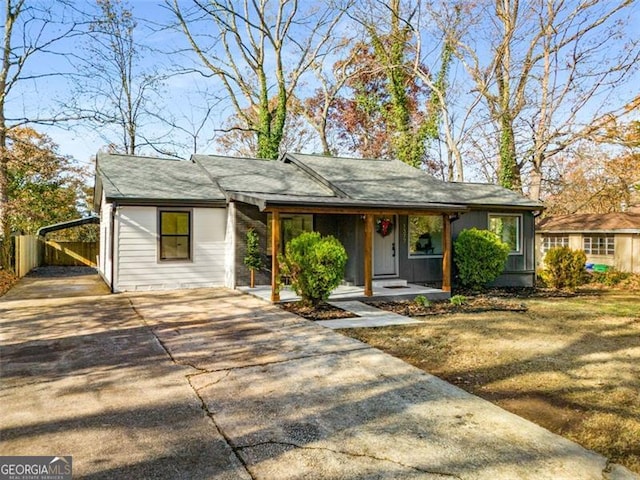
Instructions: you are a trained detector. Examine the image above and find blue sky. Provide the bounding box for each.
[5,0,640,178]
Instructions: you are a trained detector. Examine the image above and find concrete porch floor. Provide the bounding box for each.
[238,282,450,303]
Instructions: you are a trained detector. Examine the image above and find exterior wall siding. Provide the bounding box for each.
[234,203,270,287]
[114,206,227,292]
[315,214,362,285]
[231,207,540,289]
[633,234,640,274]
[98,192,113,288]
[453,210,536,287]
[397,215,444,286]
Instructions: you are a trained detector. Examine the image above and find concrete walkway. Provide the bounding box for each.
[319,300,424,329]
[1,280,638,479]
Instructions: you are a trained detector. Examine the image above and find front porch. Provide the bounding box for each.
[238,282,450,304]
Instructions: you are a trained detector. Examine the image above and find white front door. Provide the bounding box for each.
[373,216,397,276]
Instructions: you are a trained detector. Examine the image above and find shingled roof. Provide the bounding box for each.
[537,212,640,233]
[95,153,225,207]
[95,151,543,212]
[285,153,542,209]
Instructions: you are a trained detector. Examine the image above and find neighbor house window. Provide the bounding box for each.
[408,215,443,257]
[267,214,313,254]
[488,213,521,253]
[159,210,191,260]
[542,235,569,252]
[583,235,614,255]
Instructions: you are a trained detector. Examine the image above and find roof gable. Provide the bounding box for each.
[96,153,225,203]
[193,154,335,197]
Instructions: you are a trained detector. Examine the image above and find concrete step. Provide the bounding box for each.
[372,278,407,288]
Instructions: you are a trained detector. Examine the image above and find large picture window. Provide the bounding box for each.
[159,210,191,260]
[488,214,521,253]
[267,214,313,254]
[408,215,443,257]
[583,235,614,255]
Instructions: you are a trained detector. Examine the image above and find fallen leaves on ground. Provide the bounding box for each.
[0,270,18,297]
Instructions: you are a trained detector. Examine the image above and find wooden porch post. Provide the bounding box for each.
[364,214,373,297]
[271,210,281,302]
[442,213,452,292]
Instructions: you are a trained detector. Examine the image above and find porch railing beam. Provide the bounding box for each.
[442,214,452,292]
[364,214,374,296]
[271,210,281,302]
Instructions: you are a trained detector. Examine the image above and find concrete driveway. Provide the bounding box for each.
[1,277,637,479]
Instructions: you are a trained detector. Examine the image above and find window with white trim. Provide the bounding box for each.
[408,215,443,257]
[488,213,522,253]
[542,235,569,252]
[583,235,614,255]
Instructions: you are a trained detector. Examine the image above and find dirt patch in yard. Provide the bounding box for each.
[338,290,640,474]
[280,301,357,321]
[367,296,528,316]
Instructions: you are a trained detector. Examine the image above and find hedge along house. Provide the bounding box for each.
[94,152,543,300]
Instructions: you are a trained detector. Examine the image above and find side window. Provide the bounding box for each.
[408,215,443,257]
[542,235,569,252]
[583,235,614,255]
[159,210,191,261]
[489,214,521,253]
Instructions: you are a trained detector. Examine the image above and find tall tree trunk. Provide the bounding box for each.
[498,114,521,191]
[0,0,17,270]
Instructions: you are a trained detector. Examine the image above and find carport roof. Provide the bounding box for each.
[37,215,100,236]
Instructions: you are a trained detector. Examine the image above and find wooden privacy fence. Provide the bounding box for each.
[15,235,41,278]
[44,240,98,267]
[13,235,98,277]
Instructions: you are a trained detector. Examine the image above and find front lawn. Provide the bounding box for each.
[338,290,640,474]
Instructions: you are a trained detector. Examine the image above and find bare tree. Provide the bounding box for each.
[71,0,168,155]
[294,37,360,156]
[411,2,483,182]
[161,87,221,155]
[452,0,640,198]
[0,0,86,268]
[168,0,350,159]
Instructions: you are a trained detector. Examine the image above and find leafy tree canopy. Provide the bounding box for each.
[6,128,87,236]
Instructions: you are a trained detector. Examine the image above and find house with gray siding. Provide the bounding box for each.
[94,152,542,299]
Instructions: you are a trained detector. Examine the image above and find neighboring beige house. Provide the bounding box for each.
[536,212,640,273]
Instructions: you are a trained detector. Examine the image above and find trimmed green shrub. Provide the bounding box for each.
[543,246,586,289]
[280,231,348,306]
[589,268,630,287]
[414,295,431,307]
[453,228,510,289]
[243,229,264,288]
[449,294,467,306]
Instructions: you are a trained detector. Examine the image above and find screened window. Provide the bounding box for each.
[542,235,569,252]
[408,215,443,257]
[159,210,191,260]
[489,214,521,253]
[583,235,614,255]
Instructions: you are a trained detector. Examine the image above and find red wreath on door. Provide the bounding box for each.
[376,218,394,237]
